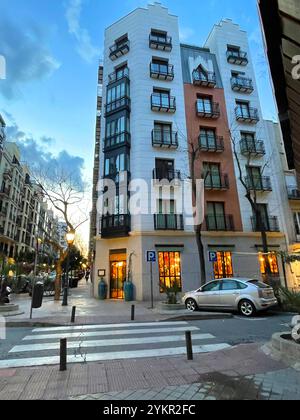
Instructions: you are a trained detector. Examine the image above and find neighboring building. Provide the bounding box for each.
[57,221,68,249]
[0,115,60,260]
[89,63,103,262]
[92,4,295,301]
[0,114,5,157]
[258,0,300,185]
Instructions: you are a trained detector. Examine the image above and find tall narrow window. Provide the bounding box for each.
[158,251,182,292]
[214,252,233,279]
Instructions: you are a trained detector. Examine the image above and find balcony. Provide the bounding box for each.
[154,214,184,231]
[235,107,259,123]
[205,174,229,191]
[192,70,217,88]
[199,135,224,153]
[251,216,280,232]
[105,96,131,117]
[205,215,235,232]
[3,170,13,181]
[150,63,174,81]
[151,94,176,113]
[240,139,265,157]
[153,168,181,182]
[0,187,10,198]
[245,176,272,192]
[109,40,130,61]
[196,101,220,119]
[231,76,254,93]
[101,214,131,238]
[287,186,300,200]
[227,50,248,66]
[103,132,131,151]
[108,68,129,84]
[149,34,172,52]
[152,130,178,149]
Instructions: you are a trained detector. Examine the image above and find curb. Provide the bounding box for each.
[165,313,233,321]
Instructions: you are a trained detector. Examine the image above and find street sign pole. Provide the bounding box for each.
[150,261,154,309]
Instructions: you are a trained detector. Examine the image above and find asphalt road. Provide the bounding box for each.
[190,312,293,346]
[0,312,294,361]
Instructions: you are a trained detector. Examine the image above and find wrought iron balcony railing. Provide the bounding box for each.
[154,214,184,231]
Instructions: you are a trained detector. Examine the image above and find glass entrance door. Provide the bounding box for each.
[110,260,126,299]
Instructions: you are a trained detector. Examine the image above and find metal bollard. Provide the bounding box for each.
[71,306,76,323]
[131,305,135,321]
[60,338,67,372]
[185,331,193,361]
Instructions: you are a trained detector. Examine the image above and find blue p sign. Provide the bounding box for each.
[209,252,218,263]
[147,251,156,263]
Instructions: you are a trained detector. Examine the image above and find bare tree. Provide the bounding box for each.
[229,127,273,283]
[32,167,89,300]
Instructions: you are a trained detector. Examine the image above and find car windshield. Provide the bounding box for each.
[247,279,270,289]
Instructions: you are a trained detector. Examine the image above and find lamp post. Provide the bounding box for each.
[62,230,75,307]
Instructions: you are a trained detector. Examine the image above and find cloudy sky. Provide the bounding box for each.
[0,0,277,243]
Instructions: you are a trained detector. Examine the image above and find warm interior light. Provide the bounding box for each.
[8,270,14,277]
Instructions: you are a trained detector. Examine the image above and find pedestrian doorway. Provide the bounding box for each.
[110,256,127,300]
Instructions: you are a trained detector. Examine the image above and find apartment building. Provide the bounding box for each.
[0,114,60,260]
[94,3,198,301]
[93,4,294,301]
[205,19,288,283]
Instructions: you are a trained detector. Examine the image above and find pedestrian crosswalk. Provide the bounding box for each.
[0,321,231,368]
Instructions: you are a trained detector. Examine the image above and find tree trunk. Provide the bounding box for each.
[196,224,207,286]
[256,209,272,284]
[54,251,66,301]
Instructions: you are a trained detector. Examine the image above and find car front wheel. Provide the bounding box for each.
[239,300,256,317]
[186,298,198,312]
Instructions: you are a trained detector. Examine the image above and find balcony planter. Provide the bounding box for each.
[98,278,107,300]
[124,281,134,302]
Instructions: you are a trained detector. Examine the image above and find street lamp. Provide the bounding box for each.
[62,230,75,306]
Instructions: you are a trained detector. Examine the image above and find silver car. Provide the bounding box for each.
[182,278,278,317]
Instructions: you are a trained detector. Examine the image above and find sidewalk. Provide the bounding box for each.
[0,343,299,400]
[6,281,232,326]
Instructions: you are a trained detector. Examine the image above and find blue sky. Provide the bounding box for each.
[0,0,277,241]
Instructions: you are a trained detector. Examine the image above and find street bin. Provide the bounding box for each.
[32,282,44,309]
[124,282,134,302]
[98,278,107,300]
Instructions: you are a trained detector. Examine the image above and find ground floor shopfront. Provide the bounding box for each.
[93,231,289,302]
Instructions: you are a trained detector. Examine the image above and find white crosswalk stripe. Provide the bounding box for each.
[0,321,232,368]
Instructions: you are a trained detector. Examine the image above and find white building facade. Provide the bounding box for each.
[94,3,199,301]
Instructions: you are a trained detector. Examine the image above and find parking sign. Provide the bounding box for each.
[147,251,156,263]
[208,252,218,263]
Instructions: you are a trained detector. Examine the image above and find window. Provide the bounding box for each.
[221,280,240,291]
[294,213,300,236]
[200,128,217,148]
[152,89,172,108]
[247,166,262,184]
[152,58,169,75]
[158,251,182,292]
[259,253,279,277]
[241,132,255,147]
[104,153,130,176]
[115,35,128,49]
[151,30,168,44]
[203,162,222,187]
[154,122,172,144]
[197,96,213,113]
[253,203,269,231]
[202,281,221,292]
[106,116,129,138]
[107,81,129,104]
[214,252,233,279]
[236,101,250,117]
[158,199,175,215]
[207,202,226,230]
